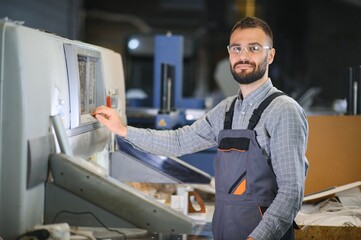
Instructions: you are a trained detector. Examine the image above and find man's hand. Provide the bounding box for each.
[92,106,127,137]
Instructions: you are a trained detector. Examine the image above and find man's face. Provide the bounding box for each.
[228,28,275,85]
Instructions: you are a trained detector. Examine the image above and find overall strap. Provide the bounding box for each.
[223,97,238,130]
[247,91,285,130]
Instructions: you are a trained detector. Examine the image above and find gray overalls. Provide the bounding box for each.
[212,92,295,240]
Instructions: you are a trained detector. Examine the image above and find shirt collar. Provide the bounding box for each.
[237,78,273,106]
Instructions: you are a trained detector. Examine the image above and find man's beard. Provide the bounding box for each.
[230,57,268,84]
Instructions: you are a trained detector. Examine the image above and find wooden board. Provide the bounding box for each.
[303,181,361,203]
[295,225,361,240]
[305,115,361,195]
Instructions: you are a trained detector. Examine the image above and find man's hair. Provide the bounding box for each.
[231,16,273,46]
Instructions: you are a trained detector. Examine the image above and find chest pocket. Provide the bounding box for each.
[218,137,250,152]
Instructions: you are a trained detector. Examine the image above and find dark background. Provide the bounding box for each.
[1,0,361,112]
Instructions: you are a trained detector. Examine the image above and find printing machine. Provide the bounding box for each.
[0,19,212,239]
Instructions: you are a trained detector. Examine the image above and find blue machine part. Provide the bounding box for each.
[127,34,216,175]
[153,34,183,109]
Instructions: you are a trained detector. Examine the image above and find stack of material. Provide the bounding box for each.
[295,182,361,240]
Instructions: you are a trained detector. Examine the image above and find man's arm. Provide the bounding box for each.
[249,99,309,239]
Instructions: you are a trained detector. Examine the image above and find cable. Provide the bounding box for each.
[52,210,127,239]
[15,229,50,240]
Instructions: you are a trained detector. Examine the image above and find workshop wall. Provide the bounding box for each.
[0,0,84,40]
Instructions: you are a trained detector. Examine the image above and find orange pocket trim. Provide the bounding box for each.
[217,148,246,152]
[233,179,246,195]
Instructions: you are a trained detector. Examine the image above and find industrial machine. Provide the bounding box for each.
[0,19,211,239]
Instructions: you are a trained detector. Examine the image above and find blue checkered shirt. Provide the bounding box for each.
[125,79,309,240]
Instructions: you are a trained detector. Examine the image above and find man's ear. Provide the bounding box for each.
[268,48,275,64]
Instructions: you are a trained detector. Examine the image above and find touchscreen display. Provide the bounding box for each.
[64,43,106,129]
[78,55,97,115]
